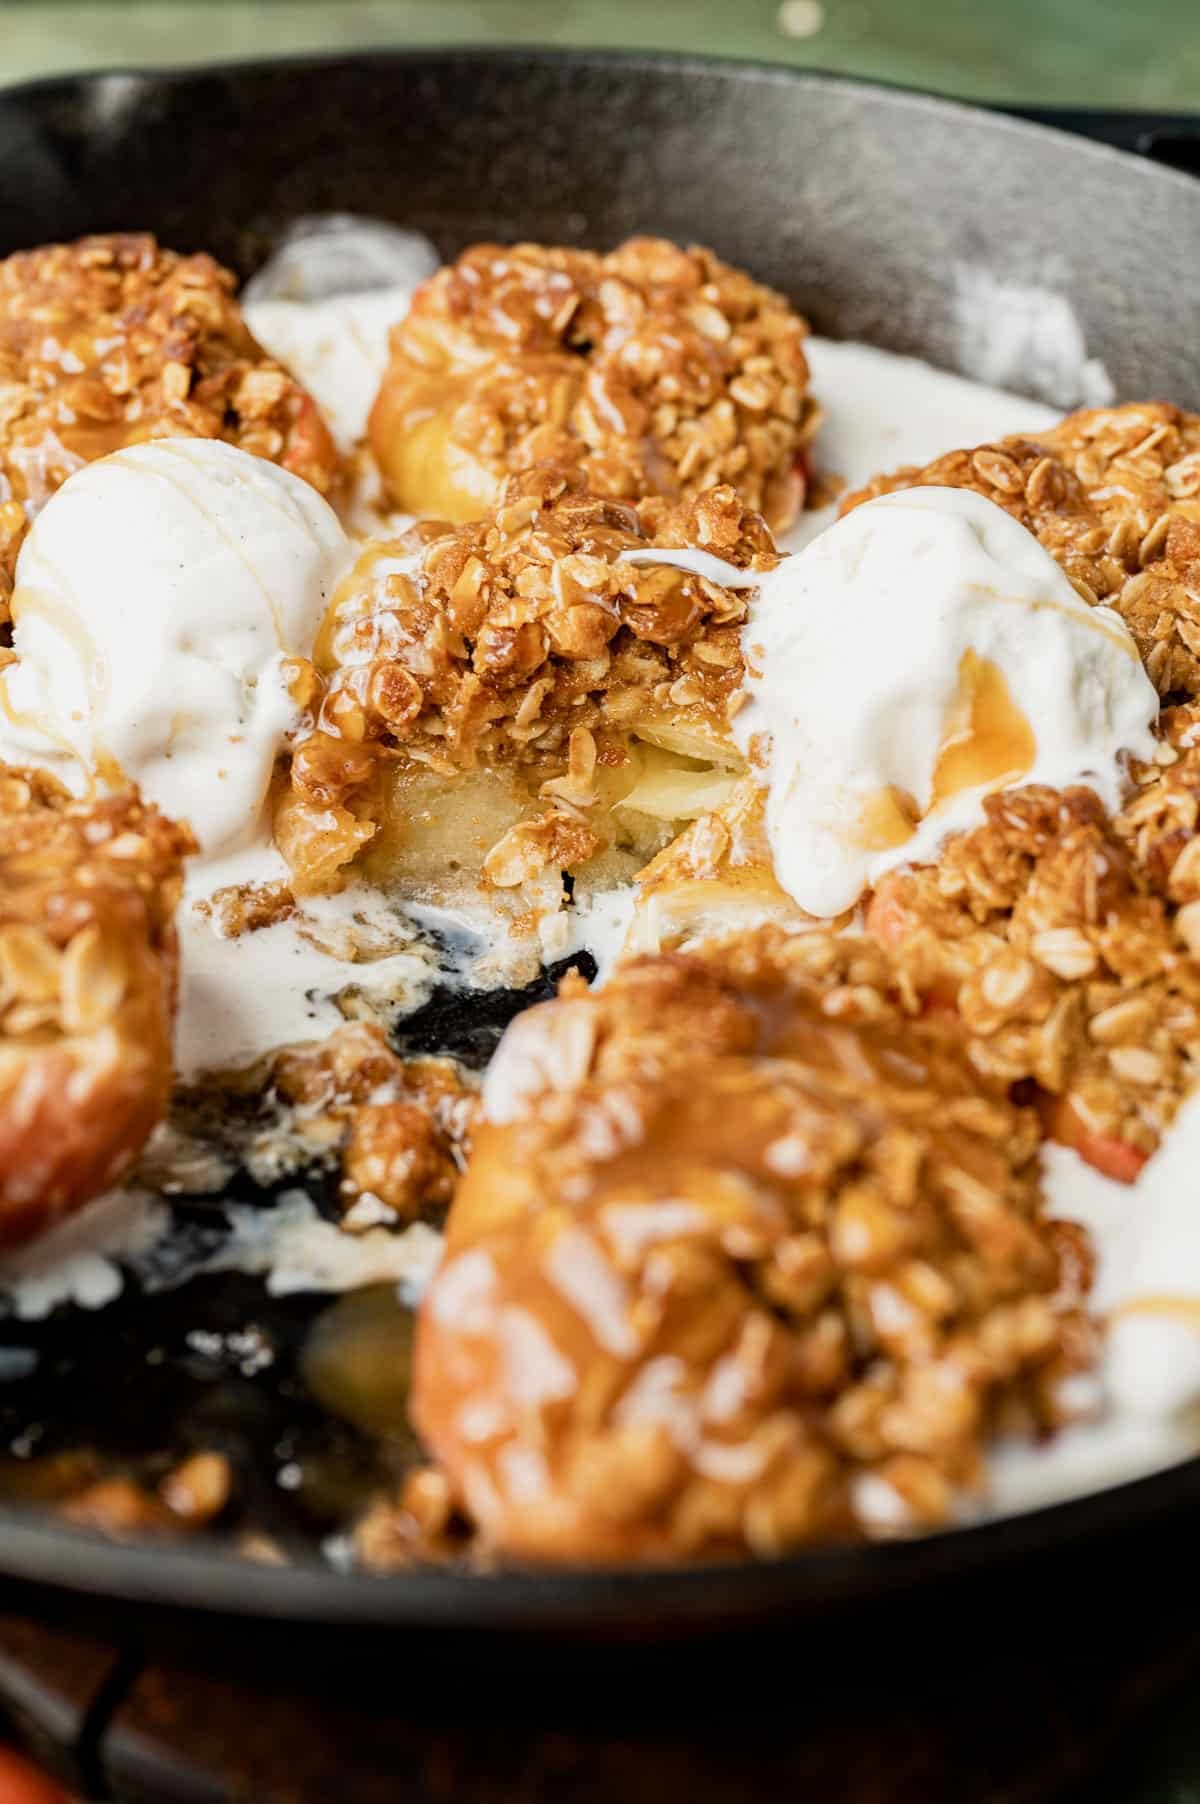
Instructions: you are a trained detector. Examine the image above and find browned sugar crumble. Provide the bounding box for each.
[369,236,819,534]
[866,742,1200,1179]
[0,764,193,1242]
[269,1023,476,1220]
[410,928,1091,1564]
[278,465,776,896]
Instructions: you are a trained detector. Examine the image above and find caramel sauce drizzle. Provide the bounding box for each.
[929,648,1036,810]
[1114,1294,1200,1328]
[857,650,1036,851]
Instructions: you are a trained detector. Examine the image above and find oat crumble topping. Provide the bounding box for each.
[412,929,1091,1561]
[279,465,776,895]
[866,761,1200,1180]
[0,765,193,1240]
[369,236,819,534]
[270,1023,476,1219]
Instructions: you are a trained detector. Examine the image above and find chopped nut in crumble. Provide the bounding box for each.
[369,236,819,534]
[413,929,1090,1562]
[0,232,341,621]
[842,402,1200,697]
[0,765,193,1242]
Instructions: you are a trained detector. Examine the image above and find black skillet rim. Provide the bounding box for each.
[0,44,1198,1631]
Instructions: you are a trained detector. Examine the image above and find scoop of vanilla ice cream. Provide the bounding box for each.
[241,215,439,451]
[243,290,413,451]
[0,439,352,859]
[734,486,1159,917]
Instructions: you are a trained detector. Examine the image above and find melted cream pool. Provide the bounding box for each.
[1,260,1195,1533]
[174,833,442,1080]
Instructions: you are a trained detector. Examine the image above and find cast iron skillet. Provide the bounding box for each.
[0,49,1199,1645]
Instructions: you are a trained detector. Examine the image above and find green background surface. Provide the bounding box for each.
[0,0,1197,107]
[2,2,1200,1798]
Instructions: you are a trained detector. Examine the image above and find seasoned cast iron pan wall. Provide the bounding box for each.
[0,53,1198,407]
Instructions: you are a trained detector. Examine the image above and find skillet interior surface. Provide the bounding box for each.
[0,49,1198,1638]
